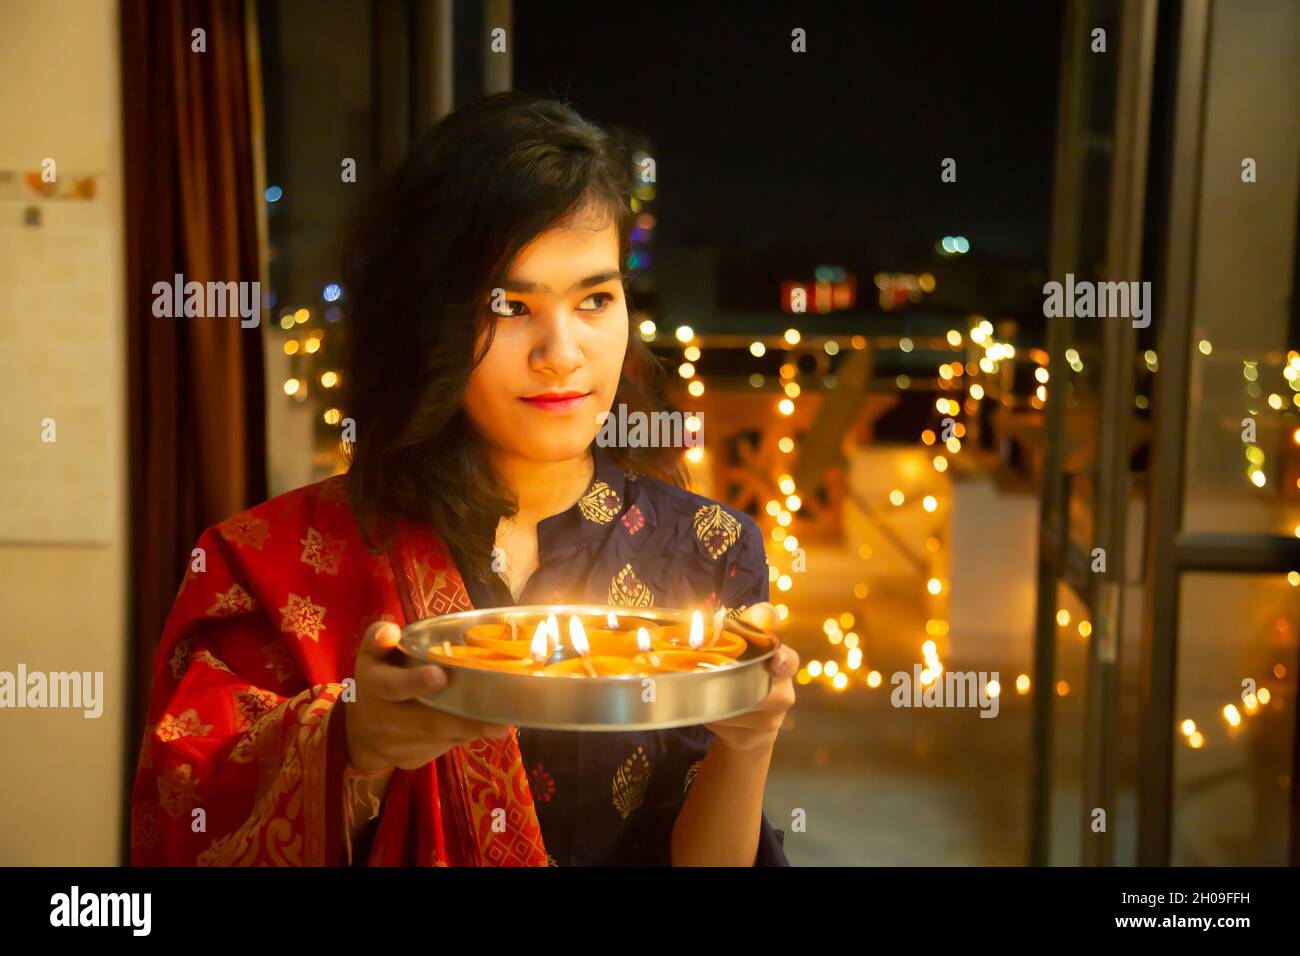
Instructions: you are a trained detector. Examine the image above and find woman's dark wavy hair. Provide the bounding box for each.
[341,91,686,580]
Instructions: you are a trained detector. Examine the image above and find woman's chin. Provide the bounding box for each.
[512,434,601,464]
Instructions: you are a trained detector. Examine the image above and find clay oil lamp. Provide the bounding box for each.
[426,619,552,674]
[648,611,739,673]
[541,615,641,678]
[630,626,664,673]
[651,609,747,659]
[575,610,646,657]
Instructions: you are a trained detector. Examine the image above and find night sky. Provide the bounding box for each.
[515,0,1063,264]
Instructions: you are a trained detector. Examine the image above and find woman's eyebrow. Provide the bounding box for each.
[500,270,626,295]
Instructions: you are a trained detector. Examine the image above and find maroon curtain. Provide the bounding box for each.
[121,0,267,793]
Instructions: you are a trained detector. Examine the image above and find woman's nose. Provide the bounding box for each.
[531,309,584,379]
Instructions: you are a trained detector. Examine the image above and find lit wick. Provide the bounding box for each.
[529,620,550,667]
[568,615,599,677]
[688,609,704,649]
[636,626,661,669]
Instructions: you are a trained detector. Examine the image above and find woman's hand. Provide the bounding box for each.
[703,602,798,753]
[344,621,513,772]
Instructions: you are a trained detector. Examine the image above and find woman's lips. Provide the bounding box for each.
[519,391,591,413]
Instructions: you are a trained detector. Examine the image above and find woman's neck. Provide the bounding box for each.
[491,449,595,526]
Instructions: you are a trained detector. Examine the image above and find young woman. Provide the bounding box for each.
[131,91,798,867]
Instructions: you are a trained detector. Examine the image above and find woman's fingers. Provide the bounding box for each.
[767,644,800,679]
[357,621,450,701]
[737,601,778,633]
[734,603,796,677]
[403,707,512,750]
[359,620,403,658]
[366,659,448,702]
[409,705,509,741]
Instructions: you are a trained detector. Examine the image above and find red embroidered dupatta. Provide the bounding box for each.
[129,475,548,866]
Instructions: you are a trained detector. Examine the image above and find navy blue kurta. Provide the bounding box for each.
[450,446,790,866]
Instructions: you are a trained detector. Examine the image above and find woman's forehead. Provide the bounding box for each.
[506,201,624,278]
[506,219,621,287]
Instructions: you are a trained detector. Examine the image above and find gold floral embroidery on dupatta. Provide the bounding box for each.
[692,504,741,560]
[578,481,622,524]
[230,707,283,764]
[157,763,199,819]
[233,687,281,729]
[191,648,235,675]
[262,641,297,683]
[169,637,196,680]
[218,513,271,550]
[299,527,346,575]
[684,759,703,793]
[612,745,651,819]
[278,593,327,643]
[609,563,654,608]
[208,583,255,618]
[412,556,457,616]
[132,800,160,852]
[452,734,548,866]
[155,708,213,742]
[198,687,342,865]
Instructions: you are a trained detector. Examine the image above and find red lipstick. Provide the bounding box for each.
[519,390,590,413]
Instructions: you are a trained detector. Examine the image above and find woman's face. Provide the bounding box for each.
[463,206,629,466]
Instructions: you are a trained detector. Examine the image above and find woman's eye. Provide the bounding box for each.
[578,292,614,312]
[489,299,528,318]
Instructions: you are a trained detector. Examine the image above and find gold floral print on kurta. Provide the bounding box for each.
[692,504,741,559]
[155,708,213,742]
[299,527,346,575]
[208,583,255,618]
[157,763,199,819]
[612,745,651,819]
[609,562,654,608]
[218,513,271,550]
[578,480,622,524]
[279,592,327,643]
[684,759,702,793]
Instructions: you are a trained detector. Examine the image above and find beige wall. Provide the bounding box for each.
[0,0,128,864]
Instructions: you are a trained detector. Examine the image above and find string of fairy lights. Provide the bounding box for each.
[640,298,1298,752]
[275,296,346,438]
